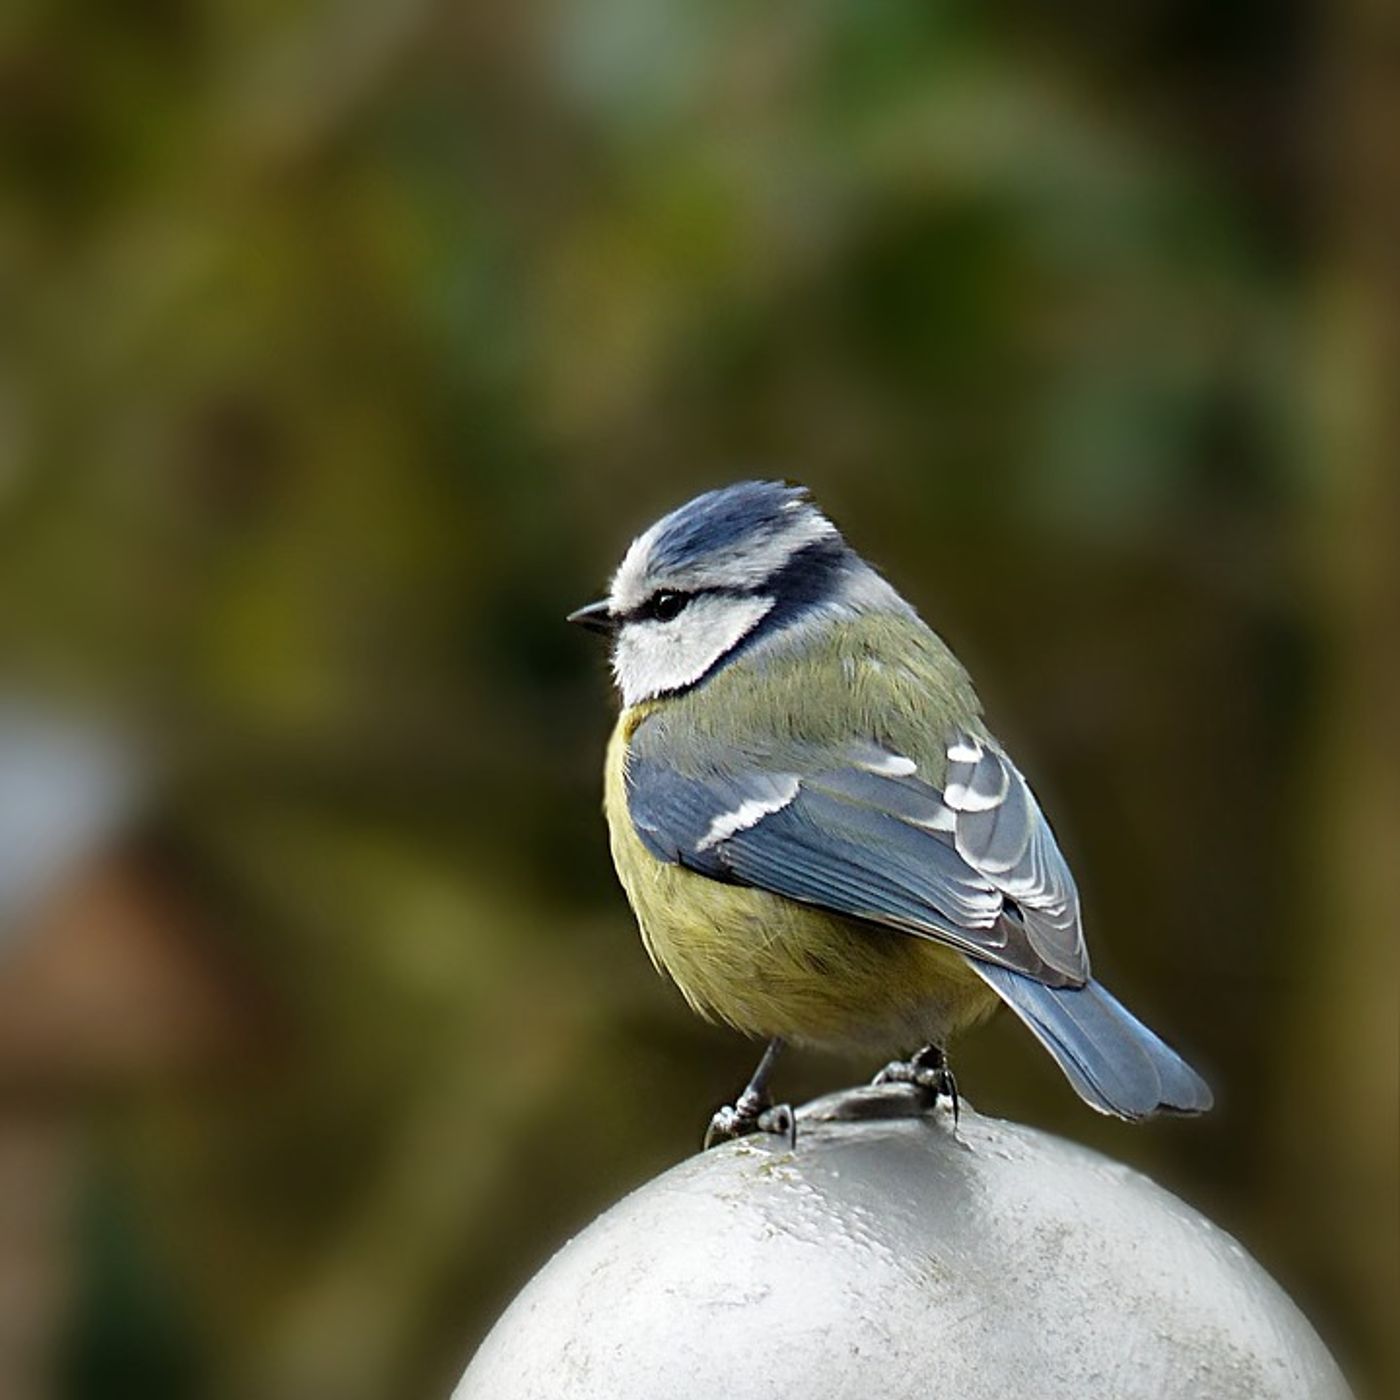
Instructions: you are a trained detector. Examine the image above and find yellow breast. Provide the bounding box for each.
[603,708,998,1056]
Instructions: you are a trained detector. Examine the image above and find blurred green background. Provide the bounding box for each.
[0,0,1395,1397]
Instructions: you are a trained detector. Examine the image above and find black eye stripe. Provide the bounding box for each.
[632,589,689,623]
[623,581,777,625]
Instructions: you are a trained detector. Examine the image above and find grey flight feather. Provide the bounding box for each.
[941,731,1084,977]
[972,962,1215,1118]
[625,719,1089,989]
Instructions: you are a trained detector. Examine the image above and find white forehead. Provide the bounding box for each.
[608,499,837,613]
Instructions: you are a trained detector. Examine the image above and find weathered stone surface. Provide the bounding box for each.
[456,1085,1351,1400]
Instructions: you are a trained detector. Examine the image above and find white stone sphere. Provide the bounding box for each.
[456,1085,1351,1400]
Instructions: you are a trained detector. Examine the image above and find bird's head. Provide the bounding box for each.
[568,480,909,706]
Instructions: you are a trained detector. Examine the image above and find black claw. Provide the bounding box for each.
[942,1068,961,1131]
[704,1099,798,1150]
[872,1045,960,1127]
[757,1103,798,1149]
[703,1105,743,1150]
[706,1037,790,1149]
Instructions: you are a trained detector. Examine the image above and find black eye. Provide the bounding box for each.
[647,590,689,622]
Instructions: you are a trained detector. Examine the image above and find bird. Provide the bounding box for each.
[568,480,1212,1145]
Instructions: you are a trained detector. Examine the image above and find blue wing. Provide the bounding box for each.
[626,719,1088,988]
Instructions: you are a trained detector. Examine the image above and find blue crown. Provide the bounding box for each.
[646,480,815,573]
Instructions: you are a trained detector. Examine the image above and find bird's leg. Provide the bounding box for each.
[704,1038,796,1149]
[873,1044,960,1128]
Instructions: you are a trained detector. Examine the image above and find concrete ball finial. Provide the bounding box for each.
[455,1086,1351,1400]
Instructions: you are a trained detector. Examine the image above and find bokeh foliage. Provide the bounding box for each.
[1,1,1394,1398]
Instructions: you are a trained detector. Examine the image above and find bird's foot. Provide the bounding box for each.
[704,1097,797,1151]
[873,1045,960,1128]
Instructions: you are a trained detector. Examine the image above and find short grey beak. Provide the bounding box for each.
[566,599,618,636]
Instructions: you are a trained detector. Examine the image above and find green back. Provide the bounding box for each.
[656,612,984,786]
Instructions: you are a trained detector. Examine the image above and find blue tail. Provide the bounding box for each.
[972,964,1213,1120]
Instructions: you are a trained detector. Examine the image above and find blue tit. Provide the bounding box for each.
[568,480,1211,1143]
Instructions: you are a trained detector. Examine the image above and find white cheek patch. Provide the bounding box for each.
[612,593,776,706]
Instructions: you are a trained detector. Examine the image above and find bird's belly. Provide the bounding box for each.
[629,863,995,1055]
[605,723,997,1055]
